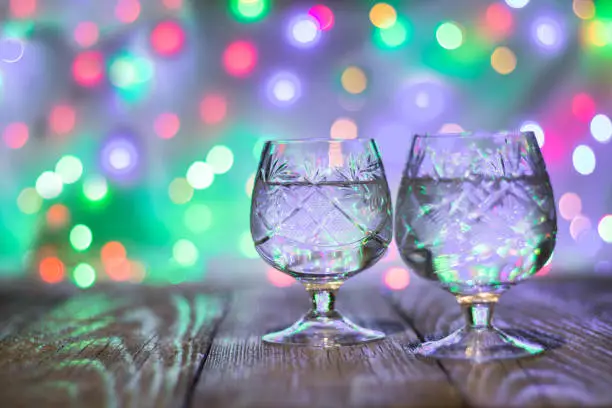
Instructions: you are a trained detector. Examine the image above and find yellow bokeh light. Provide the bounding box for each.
[584,20,608,47]
[369,3,397,29]
[17,187,42,214]
[573,0,595,20]
[341,66,367,94]
[330,118,358,140]
[491,46,517,75]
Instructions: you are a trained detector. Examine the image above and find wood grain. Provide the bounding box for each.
[0,284,228,408]
[193,284,463,408]
[389,276,612,408]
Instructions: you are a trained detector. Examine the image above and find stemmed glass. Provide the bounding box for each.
[251,138,393,347]
[395,131,557,361]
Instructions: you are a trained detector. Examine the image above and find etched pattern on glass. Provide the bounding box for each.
[396,133,557,295]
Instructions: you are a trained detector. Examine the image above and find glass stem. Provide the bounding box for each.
[462,302,495,330]
[308,289,337,318]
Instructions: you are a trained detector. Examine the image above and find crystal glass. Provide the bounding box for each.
[251,138,393,347]
[395,131,557,361]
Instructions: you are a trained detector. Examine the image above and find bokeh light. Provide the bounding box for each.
[100,134,140,180]
[572,93,596,122]
[168,177,194,204]
[598,215,612,243]
[115,0,141,24]
[49,104,76,135]
[39,257,64,284]
[73,263,96,289]
[559,192,582,221]
[10,0,36,19]
[154,112,180,139]
[485,3,514,39]
[572,144,596,175]
[184,204,212,233]
[375,18,409,49]
[173,239,199,267]
[266,268,295,287]
[520,121,545,147]
[532,17,564,52]
[436,22,463,50]
[590,114,612,143]
[239,231,259,258]
[83,175,108,202]
[330,118,358,139]
[584,20,609,47]
[36,171,63,200]
[72,51,104,87]
[3,122,29,149]
[570,215,592,240]
[70,224,93,252]
[101,241,127,266]
[106,259,132,281]
[505,0,530,9]
[46,204,70,228]
[266,71,302,106]
[200,93,227,124]
[17,188,42,214]
[223,41,257,77]
[206,145,234,174]
[186,161,215,189]
[230,0,269,22]
[287,14,321,47]
[55,155,83,184]
[383,267,410,290]
[573,0,595,20]
[109,53,153,93]
[341,66,367,94]
[309,4,334,31]
[491,46,517,75]
[163,0,182,10]
[150,20,185,57]
[369,3,397,29]
[74,21,99,48]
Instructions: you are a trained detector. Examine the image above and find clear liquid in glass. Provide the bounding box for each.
[253,180,392,283]
[395,175,556,295]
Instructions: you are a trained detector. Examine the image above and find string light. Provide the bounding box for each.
[168,177,194,204]
[491,46,517,75]
[384,267,410,290]
[186,161,215,189]
[46,204,70,228]
[74,22,99,48]
[266,71,302,106]
[572,144,596,175]
[49,105,76,135]
[154,113,180,139]
[559,192,582,221]
[330,118,358,139]
[590,114,612,143]
[206,145,234,174]
[485,3,514,39]
[573,0,595,20]
[17,188,42,214]
[223,41,257,77]
[55,155,83,184]
[70,224,93,252]
[369,3,397,29]
[10,0,36,19]
[505,0,529,9]
[184,204,213,233]
[173,239,199,267]
[572,93,596,122]
[230,0,269,22]
[598,215,612,243]
[287,14,321,47]
[83,175,108,202]
[436,22,463,50]
[150,20,186,57]
[72,51,104,87]
[36,171,63,200]
[73,263,96,289]
[39,257,64,284]
[115,0,141,24]
[200,93,228,124]
[3,122,29,149]
[375,18,409,49]
[341,66,367,94]
[309,4,334,31]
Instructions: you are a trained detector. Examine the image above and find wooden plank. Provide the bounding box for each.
[0,284,228,408]
[193,283,463,408]
[388,276,612,408]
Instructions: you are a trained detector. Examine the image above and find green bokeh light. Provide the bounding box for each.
[173,239,199,267]
[184,204,213,233]
[598,215,612,243]
[230,0,269,22]
[374,18,410,49]
[55,155,83,184]
[436,22,463,50]
[108,52,153,102]
[83,176,109,202]
[186,161,215,190]
[70,224,93,252]
[239,231,259,258]
[17,188,42,215]
[206,145,234,174]
[74,263,96,289]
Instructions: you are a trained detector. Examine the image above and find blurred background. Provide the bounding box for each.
[0,0,610,290]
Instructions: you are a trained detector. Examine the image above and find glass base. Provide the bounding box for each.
[414,326,546,363]
[262,311,385,348]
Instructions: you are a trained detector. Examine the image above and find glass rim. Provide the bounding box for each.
[265,137,376,145]
[414,131,536,139]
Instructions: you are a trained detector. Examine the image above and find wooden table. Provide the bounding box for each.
[1,275,611,407]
